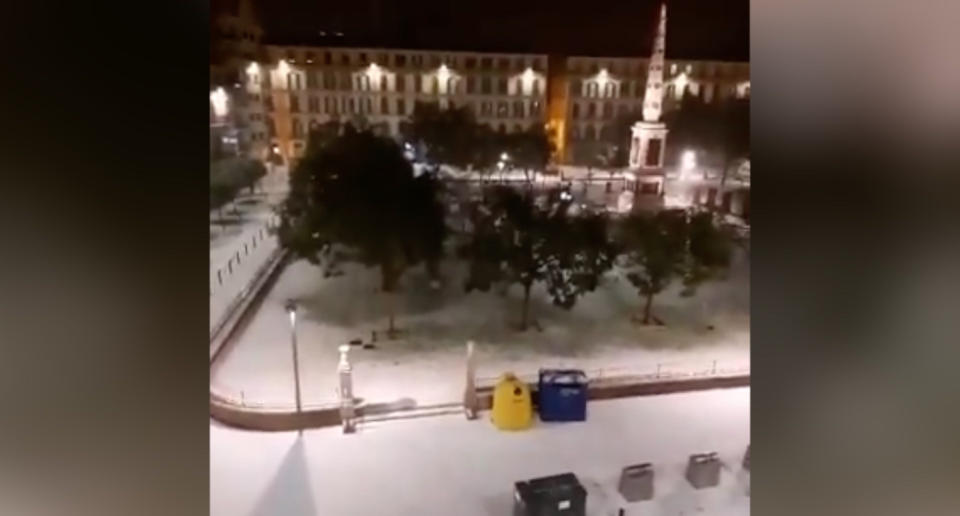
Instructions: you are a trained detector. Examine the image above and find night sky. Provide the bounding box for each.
[237,0,748,61]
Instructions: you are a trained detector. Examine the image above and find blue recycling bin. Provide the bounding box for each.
[537,369,588,422]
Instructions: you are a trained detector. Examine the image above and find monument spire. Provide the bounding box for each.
[642,3,667,122]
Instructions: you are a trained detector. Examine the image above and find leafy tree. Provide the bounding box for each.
[239,158,267,194]
[503,126,553,184]
[462,186,614,330]
[209,158,248,218]
[406,101,479,169]
[618,209,732,325]
[279,128,447,336]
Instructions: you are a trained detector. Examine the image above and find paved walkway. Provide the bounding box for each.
[210,387,751,516]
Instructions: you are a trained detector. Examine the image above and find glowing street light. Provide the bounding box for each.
[500,152,509,161]
[284,300,303,416]
[210,87,228,118]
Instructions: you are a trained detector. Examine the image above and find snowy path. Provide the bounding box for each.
[211,242,749,408]
[209,169,287,334]
[210,387,751,516]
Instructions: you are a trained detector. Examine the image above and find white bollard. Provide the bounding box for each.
[338,344,356,433]
[463,341,477,419]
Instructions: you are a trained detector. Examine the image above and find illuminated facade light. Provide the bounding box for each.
[681,150,696,171]
[246,62,259,75]
[210,87,228,117]
[597,68,610,88]
[437,63,450,83]
[674,72,690,98]
[278,59,290,75]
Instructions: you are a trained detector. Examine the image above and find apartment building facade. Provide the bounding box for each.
[211,2,749,167]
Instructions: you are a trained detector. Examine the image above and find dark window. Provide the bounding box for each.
[380,76,387,91]
[481,77,491,94]
[498,77,507,94]
[498,58,509,69]
[323,97,330,113]
[585,125,595,140]
[324,52,332,65]
[290,94,300,112]
[397,98,406,115]
[395,54,406,67]
[378,53,388,65]
[465,76,475,94]
[359,52,367,64]
[497,102,508,118]
[465,57,476,69]
[603,102,613,119]
[645,138,662,166]
[340,54,349,65]
[396,75,406,92]
[513,101,524,117]
[381,97,389,114]
[587,103,596,118]
[349,98,355,113]
[481,57,492,69]
[530,101,541,116]
[515,57,525,69]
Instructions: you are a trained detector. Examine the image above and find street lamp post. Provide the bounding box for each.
[285,300,303,415]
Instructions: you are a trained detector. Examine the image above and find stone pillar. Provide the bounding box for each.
[338,344,356,433]
[463,340,478,419]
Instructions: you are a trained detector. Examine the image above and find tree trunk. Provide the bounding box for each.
[387,292,396,334]
[642,292,654,325]
[520,283,532,331]
[381,264,399,337]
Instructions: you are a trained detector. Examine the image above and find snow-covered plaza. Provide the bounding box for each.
[211,386,751,516]
[210,230,749,408]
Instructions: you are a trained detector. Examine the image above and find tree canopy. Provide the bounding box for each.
[618,209,732,324]
[462,186,614,330]
[280,128,447,298]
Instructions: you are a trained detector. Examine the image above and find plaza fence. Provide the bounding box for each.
[210,356,749,413]
[475,358,751,391]
[209,215,280,296]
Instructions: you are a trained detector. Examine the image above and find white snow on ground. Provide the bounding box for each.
[210,386,751,516]
[211,232,749,408]
[209,170,287,333]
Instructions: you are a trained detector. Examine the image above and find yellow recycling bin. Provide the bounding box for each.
[491,373,533,431]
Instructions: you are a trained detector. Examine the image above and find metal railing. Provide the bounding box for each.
[476,358,750,389]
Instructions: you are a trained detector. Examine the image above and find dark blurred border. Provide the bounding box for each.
[752,1,960,514]
[0,2,210,515]
[3,1,960,515]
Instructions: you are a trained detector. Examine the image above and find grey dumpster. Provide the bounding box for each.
[513,473,586,516]
[685,452,721,489]
[617,463,654,502]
